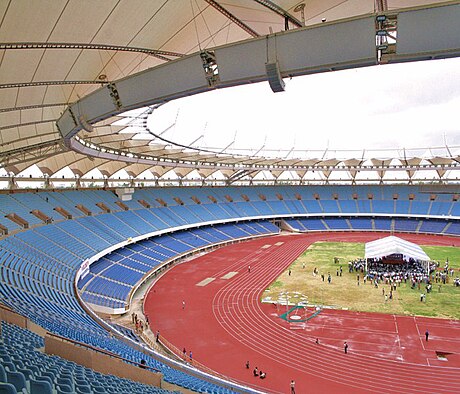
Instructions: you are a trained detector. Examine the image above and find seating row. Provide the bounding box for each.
[284,217,457,234]
[1,186,459,233]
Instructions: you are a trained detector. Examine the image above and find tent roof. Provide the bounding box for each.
[365,236,430,261]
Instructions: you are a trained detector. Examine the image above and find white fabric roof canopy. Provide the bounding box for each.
[1,0,458,183]
[365,236,430,261]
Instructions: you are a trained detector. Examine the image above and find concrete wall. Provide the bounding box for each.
[45,335,162,388]
[0,307,27,328]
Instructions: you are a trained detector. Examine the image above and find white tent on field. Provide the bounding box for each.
[365,236,430,262]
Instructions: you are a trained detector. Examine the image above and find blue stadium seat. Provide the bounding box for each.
[0,382,17,394]
[0,365,6,383]
[56,384,73,393]
[6,371,26,393]
[30,379,53,394]
[75,385,92,393]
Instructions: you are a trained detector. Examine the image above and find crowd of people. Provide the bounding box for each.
[348,257,439,287]
[344,256,458,309]
[368,258,433,284]
[349,258,366,273]
[434,260,460,286]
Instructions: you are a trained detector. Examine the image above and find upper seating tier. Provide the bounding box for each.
[1,186,459,234]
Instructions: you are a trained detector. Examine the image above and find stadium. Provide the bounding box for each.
[1,1,460,393]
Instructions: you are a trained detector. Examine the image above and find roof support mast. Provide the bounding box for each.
[253,0,303,29]
[375,0,388,12]
[204,0,260,37]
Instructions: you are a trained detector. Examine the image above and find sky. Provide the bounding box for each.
[143,56,460,159]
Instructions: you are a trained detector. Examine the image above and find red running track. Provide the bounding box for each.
[144,232,460,393]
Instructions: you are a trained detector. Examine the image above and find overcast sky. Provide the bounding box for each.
[145,57,460,159]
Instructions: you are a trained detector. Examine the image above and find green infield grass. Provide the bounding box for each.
[264,241,460,319]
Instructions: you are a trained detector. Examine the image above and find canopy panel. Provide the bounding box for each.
[365,236,430,261]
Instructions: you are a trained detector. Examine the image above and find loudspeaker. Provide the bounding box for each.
[265,61,285,93]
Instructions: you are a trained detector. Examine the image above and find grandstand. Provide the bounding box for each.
[1,1,460,394]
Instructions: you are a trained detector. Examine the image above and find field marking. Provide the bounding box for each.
[394,316,402,349]
[414,317,427,351]
[274,242,284,246]
[196,277,215,286]
[221,272,238,280]
[261,244,271,249]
